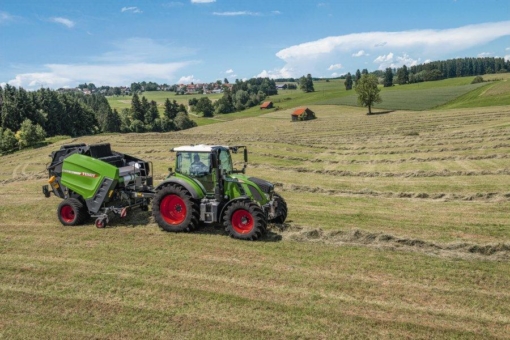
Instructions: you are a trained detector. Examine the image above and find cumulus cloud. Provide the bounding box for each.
[265,21,510,78]
[352,50,368,57]
[121,7,142,13]
[226,69,234,74]
[178,75,200,83]
[477,52,492,57]
[373,52,420,70]
[276,21,510,61]
[328,63,342,70]
[213,11,260,16]
[256,66,294,79]
[6,62,191,89]
[191,0,216,3]
[50,17,75,28]
[505,55,510,62]
[374,52,394,63]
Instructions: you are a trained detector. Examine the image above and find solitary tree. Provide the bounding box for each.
[299,74,315,92]
[344,72,353,90]
[355,74,382,115]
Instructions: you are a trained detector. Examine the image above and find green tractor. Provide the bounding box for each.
[152,144,287,240]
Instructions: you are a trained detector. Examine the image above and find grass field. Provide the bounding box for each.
[1,100,510,338]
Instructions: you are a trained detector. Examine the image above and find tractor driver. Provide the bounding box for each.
[190,153,209,176]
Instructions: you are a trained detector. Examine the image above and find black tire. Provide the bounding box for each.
[270,193,287,224]
[152,185,200,232]
[57,198,87,226]
[223,201,267,240]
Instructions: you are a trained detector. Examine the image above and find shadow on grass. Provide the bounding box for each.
[195,224,283,242]
[367,110,395,115]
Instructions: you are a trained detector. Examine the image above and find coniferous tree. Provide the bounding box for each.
[130,93,144,121]
[344,72,353,90]
[383,68,394,87]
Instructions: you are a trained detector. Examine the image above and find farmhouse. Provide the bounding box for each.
[291,107,316,122]
[260,101,273,109]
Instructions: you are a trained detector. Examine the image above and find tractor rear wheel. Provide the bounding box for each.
[57,198,87,226]
[153,185,200,232]
[223,201,267,240]
[270,193,287,224]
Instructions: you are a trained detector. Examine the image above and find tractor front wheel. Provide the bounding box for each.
[57,198,87,226]
[270,193,287,224]
[223,201,267,241]
[152,185,200,232]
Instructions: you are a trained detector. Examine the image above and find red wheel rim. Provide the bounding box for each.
[160,194,187,225]
[231,209,254,234]
[60,205,75,223]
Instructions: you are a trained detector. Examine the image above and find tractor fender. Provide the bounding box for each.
[155,178,200,199]
[219,196,253,221]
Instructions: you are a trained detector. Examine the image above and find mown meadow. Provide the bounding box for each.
[2,75,510,338]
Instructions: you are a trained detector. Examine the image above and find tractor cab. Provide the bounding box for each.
[171,145,245,195]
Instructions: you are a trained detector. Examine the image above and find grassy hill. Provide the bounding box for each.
[2,96,510,337]
[108,74,510,128]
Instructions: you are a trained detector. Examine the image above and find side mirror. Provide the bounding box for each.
[244,148,248,163]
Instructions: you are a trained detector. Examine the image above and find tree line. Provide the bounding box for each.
[0,85,197,154]
[192,77,278,116]
[119,93,196,133]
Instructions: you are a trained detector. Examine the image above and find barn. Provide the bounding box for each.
[291,107,316,122]
[260,101,273,109]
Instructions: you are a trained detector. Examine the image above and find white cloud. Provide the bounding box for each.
[191,0,216,3]
[352,50,368,57]
[374,52,420,70]
[163,2,184,7]
[272,11,281,15]
[213,11,260,16]
[50,17,75,28]
[505,55,510,62]
[121,7,142,13]
[506,47,510,51]
[328,63,342,70]
[226,69,234,74]
[477,52,492,57]
[256,66,294,79]
[7,62,191,89]
[276,21,510,61]
[178,75,200,84]
[0,11,15,24]
[374,52,394,63]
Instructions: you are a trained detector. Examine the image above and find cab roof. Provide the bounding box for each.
[171,144,229,152]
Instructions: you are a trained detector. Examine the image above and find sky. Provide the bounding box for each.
[1,0,509,89]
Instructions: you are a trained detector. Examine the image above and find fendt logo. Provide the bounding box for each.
[62,169,98,178]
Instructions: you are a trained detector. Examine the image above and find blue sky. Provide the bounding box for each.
[1,0,509,89]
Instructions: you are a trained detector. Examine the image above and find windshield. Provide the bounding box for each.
[176,152,211,177]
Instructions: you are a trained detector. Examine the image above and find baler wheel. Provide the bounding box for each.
[152,185,200,232]
[57,198,87,226]
[223,201,267,241]
[270,193,288,224]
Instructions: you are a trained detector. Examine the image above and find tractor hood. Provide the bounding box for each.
[231,174,274,194]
